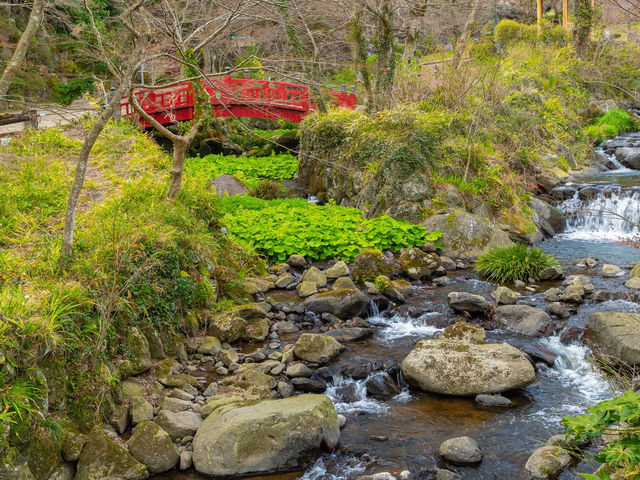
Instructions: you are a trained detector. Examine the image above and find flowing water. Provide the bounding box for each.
[162,135,640,480]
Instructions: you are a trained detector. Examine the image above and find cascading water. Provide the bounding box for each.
[561,187,640,239]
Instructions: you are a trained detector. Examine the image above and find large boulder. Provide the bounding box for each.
[208,174,248,196]
[75,426,148,480]
[615,147,640,169]
[123,327,153,376]
[585,312,640,365]
[293,333,344,363]
[352,249,394,282]
[439,436,482,464]
[447,292,490,313]
[398,248,441,280]
[494,305,551,336]
[206,311,247,343]
[422,212,513,258]
[303,289,370,319]
[402,339,535,396]
[192,394,340,476]
[529,197,566,236]
[128,421,179,474]
[524,445,571,479]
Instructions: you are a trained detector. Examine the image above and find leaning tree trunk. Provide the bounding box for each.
[0,0,46,106]
[167,139,188,199]
[452,0,484,67]
[60,78,132,267]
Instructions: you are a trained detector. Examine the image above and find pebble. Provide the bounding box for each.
[337,414,346,428]
[270,364,285,375]
[216,367,228,375]
[268,342,280,349]
[435,469,462,480]
[203,383,218,397]
[475,393,512,407]
[277,381,294,398]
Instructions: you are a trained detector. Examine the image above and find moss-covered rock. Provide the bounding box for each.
[442,322,486,344]
[122,327,153,376]
[192,394,339,476]
[398,248,441,279]
[524,445,571,479]
[75,425,148,480]
[206,311,247,343]
[422,212,513,258]
[241,318,270,342]
[352,249,394,283]
[23,425,63,480]
[128,421,179,474]
[62,426,87,462]
[293,333,344,364]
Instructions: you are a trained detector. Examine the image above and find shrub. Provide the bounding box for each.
[494,20,536,45]
[562,390,640,479]
[52,78,95,106]
[248,180,287,200]
[584,109,637,144]
[221,197,441,262]
[475,243,558,282]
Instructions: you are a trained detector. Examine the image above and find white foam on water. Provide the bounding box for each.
[325,375,389,415]
[300,456,367,480]
[367,312,443,341]
[560,188,640,241]
[540,335,614,403]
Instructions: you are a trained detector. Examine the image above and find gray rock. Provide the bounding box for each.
[602,264,624,277]
[615,147,640,169]
[303,289,370,319]
[161,396,192,412]
[494,305,551,336]
[293,333,344,363]
[494,286,517,305]
[325,261,350,279]
[75,426,148,480]
[154,410,203,440]
[435,469,463,480]
[128,421,179,474]
[402,339,535,395]
[291,377,327,392]
[447,292,490,313]
[129,396,154,425]
[585,312,640,365]
[538,266,564,281]
[277,381,295,398]
[333,277,357,290]
[326,328,373,342]
[285,362,314,378]
[524,445,571,479]
[546,302,570,319]
[439,436,482,464]
[192,394,339,476]
[475,393,513,407]
[48,462,75,480]
[365,372,401,399]
[197,336,222,355]
[180,451,193,470]
[208,174,248,196]
[288,254,307,268]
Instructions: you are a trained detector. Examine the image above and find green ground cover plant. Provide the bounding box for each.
[221,196,441,262]
[230,128,296,149]
[563,390,640,479]
[584,108,638,144]
[475,243,558,282]
[186,153,298,187]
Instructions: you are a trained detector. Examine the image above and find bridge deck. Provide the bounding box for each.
[120,76,356,126]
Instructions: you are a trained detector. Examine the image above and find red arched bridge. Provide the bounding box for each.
[120,76,357,127]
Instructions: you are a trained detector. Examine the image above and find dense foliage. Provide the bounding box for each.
[563,390,640,479]
[221,196,441,262]
[584,109,638,144]
[475,244,558,282]
[186,153,298,187]
[0,124,262,458]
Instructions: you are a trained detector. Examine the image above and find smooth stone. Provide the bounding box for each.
[475,393,513,407]
[326,327,373,342]
[128,421,179,474]
[494,286,517,305]
[494,305,551,336]
[154,410,203,440]
[447,292,491,313]
[585,312,640,365]
[439,436,482,464]
[293,333,343,364]
[602,264,623,277]
[524,445,571,479]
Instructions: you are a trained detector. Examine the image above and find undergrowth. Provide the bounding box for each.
[221,196,441,262]
[475,243,558,282]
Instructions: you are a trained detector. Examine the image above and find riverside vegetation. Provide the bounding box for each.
[2,8,640,480]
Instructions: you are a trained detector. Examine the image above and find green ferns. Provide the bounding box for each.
[475,244,558,282]
[221,197,441,262]
[563,390,640,479]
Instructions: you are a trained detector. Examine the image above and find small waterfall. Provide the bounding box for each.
[325,375,389,414]
[367,312,443,341]
[560,188,640,239]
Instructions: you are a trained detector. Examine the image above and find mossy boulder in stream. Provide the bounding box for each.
[422,212,512,258]
[293,333,344,363]
[402,339,535,396]
[75,425,148,480]
[128,421,179,474]
[206,310,247,343]
[192,394,339,476]
[352,249,394,283]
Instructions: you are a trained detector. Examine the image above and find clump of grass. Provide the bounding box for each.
[248,180,287,200]
[475,243,558,282]
[584,108,638,144]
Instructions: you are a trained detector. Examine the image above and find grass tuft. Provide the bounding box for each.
[475,243,558,283]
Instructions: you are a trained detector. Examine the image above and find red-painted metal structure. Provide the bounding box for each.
[120,76,356,127]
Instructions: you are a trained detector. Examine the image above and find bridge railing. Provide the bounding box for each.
[120,76,356,124]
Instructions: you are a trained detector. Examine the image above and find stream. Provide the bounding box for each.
[161,134,640,480]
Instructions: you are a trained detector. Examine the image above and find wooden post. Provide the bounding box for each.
[537,0,543,35]
[562,0,569,28]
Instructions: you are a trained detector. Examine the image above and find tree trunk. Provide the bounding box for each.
[59,79,130,267]
[167,139,188,199]
[452,0,484,67]
[0,0,46,106]
[574,0,594,57]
